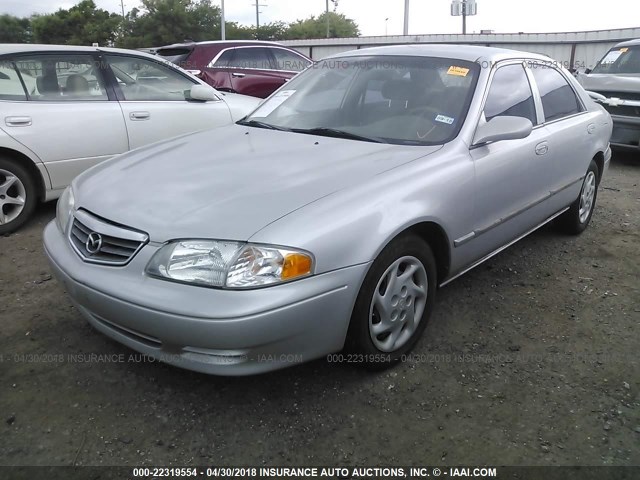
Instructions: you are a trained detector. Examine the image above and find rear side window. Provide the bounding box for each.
[11,55,108,101]
[484,64,537,124]
[0,61,27,100]
[531,66,582,122]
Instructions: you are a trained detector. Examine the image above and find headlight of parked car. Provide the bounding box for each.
[56,186,75,233]
[145,240,313,289]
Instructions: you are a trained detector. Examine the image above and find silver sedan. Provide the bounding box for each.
[43,45,612,375]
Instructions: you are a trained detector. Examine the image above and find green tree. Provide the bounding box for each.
[117,0,222,48]
[0,15,32,43]
[286,12,360,39]
[32,0,121,46]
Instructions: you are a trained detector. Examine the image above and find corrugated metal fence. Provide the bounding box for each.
[280,27,640,70]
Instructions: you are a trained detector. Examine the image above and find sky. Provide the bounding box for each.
[3,0,640,37]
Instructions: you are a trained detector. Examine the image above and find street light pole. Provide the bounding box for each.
[221,0,226,40]
[403,0,409,35]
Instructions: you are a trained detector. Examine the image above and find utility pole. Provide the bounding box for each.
[403,0,409,35]
[221,0,226,40]
[120,0,125,21]
[326,0,330,38]
[252,2,267,38]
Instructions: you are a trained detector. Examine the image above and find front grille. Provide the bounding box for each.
[69,209,148,266]
[594,90,640,118]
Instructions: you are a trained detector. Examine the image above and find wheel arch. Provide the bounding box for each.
[369,220,452,286]
[592,150,605,185]
[0,147,47,202]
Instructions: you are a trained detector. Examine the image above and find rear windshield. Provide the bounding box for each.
[157,48,193,68]
[592,45,640,74]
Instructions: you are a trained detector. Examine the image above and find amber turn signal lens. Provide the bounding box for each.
[281,253,312,280]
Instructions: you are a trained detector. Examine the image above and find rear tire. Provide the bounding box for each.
[345,234,437,370]
[556,160,599,235]
[0,158,37,235]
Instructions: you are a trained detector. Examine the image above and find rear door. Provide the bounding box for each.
[103,54,233,150]
[528,64,594,210]
[0,53,128,190]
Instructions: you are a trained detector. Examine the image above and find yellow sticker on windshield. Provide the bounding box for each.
[620,48,629,53]
[447,66,470,77]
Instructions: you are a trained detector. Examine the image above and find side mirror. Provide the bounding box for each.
[187,84,218,102]
[473,116,533,146]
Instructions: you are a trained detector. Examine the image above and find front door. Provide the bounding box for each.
[469,63,553,254]
[104,54,233,150]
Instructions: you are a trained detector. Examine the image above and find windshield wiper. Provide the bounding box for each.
[236,119,291,131]
[292,127,385,143]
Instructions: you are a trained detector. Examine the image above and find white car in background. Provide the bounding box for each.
[0,44,260,234]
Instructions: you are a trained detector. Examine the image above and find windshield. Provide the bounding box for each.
[242,55,480,145]
[592,45,640,74]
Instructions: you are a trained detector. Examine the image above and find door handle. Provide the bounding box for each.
[5,116,32,127]
[231,72,246,78]
[535,142,549,156]
[129,111,150,121]
[587,123,596,134]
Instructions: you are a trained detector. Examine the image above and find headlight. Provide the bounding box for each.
[145,240,313,289]
[56,186,75,233]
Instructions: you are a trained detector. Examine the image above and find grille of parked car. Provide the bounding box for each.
[69,210,148,266]
[594,91,640,117]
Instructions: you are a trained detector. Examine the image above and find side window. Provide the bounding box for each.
[270,48,311,72]
[0,60,27,100]
[105,55,196,101]
[209,50,234,68]
[11,55,108,101]
[531,66,582,122]
[228,48,273,70]
[484,64,537,124]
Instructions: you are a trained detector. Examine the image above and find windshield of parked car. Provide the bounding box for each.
[592,45,640,74]
[240,55,480,145]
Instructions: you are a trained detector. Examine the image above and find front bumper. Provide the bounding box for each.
[43,221,369,375]
[610,115,640,151]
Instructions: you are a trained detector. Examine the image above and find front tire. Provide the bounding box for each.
[557,160,599,235]
[346,234,437,369]
[0,158,37,235]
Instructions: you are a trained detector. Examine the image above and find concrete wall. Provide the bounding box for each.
[280,27,640,70]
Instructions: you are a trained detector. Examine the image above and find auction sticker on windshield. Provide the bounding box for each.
[254,90,296,117]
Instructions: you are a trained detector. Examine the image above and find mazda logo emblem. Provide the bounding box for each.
[85,232,103,254]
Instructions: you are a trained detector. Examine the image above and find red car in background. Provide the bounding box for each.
[155,41,312,98]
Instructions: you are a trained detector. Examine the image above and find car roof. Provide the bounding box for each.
[0,43,161,59]
[327,44,553,64]
[156,40,283,50]
[614,38,640,47]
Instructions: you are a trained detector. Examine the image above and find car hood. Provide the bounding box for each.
[75,125,442,242]
[577,72,640,94]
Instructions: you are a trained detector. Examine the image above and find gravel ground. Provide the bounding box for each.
[0,153,638,468]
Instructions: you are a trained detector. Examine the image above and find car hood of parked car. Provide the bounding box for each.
[577,72,640,94]
[74,125,443,242]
